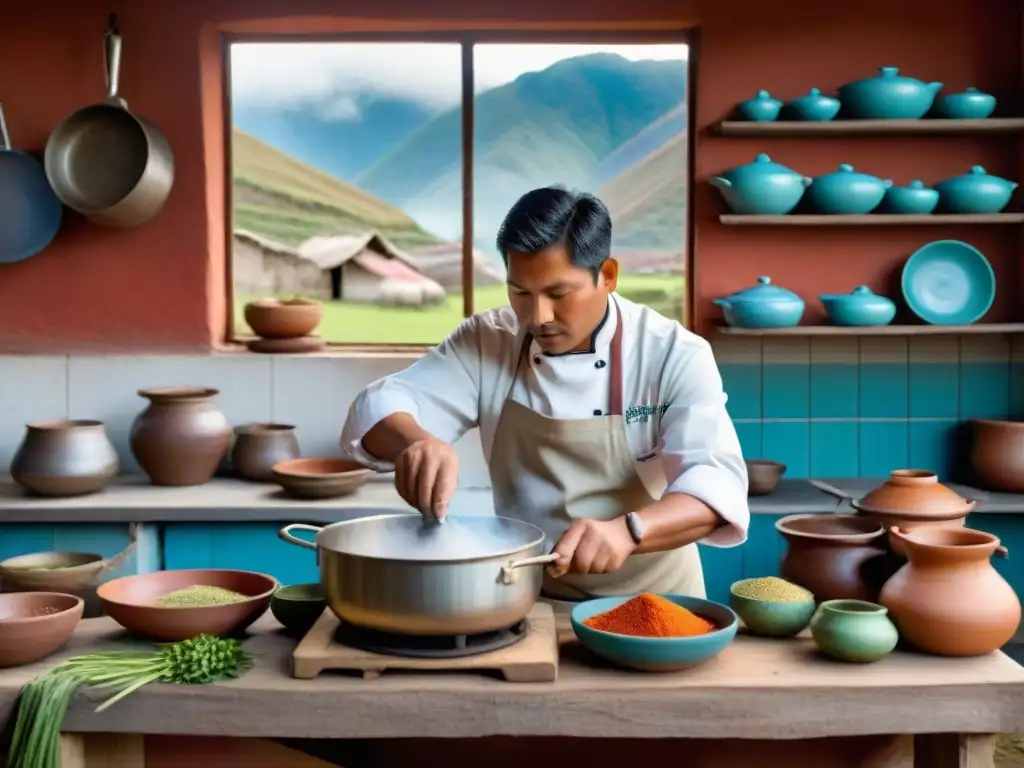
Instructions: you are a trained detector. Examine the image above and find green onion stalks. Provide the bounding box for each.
[8,635,255,768]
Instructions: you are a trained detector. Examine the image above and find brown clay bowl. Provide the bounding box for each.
[244,298,323,340]
[746,460,786,496]
[96,569,278,641]
[272,458,372,500]
[0,592,84,668]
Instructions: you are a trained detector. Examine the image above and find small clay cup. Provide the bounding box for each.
[809,599,899,663]
[244,298,323,339]
[97,569,277,641]
[746,460,786,496]
[271,583,326,635]
[969,419,1024,493]
[0,592,84,668]
[272,458,371,500]
[232,423,301,482]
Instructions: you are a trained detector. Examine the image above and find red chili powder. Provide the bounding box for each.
[583,593,716,638]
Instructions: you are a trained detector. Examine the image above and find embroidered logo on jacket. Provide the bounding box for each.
[625,403,669,424]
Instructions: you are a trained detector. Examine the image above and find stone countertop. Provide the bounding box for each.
[0,475,1021,524]
[0,613,1021,740]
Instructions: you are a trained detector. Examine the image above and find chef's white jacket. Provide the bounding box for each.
[342,294,750,546]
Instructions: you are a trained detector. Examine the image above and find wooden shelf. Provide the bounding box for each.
[715,118,1024,137]
[716,324,1024,337]
[718,213,1024,226]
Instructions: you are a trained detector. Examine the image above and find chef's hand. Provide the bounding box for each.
[394,436,459,521]
[547,518,637,578]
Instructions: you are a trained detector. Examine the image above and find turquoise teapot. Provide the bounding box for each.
[709,154,811,215]
[934,166,1018,214]
[736,90,782,122]
[838,66,943,119]
[714,276,805,329]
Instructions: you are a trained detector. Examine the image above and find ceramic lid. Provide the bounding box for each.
[819,163,881,181]
[730,153,799,176]
[728,276,801,305]
[831,286,891,304]
[902,180,929,190]
[853,470,975,519]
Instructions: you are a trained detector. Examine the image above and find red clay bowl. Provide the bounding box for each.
[0,592,84,668]
[272,458,372,500]
[97,569,278,641]
[243,298,323,339]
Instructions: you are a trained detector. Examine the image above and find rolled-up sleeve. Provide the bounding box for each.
[341,317,483,471]
[659,341,750,546]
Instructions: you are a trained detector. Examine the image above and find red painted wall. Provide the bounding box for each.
[0,0,1019,350]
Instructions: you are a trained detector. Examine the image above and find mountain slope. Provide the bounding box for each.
[232,129,438,250]
[591,104,686,188]
[355,53,687,249]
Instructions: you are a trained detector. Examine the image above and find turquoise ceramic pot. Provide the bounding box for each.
[881,180,939,214]
[709,154,812,215]
[736,90,782,122]
[933,87,996,120]
[728,581,815,638]
[785,88,841,122]
[837,66,943,119]
[934,166,1018,214]
[806,164,890,215]
[570,595,738,672]
[819,286,897,327]
[714,276,805,329]
[809,599,899,663]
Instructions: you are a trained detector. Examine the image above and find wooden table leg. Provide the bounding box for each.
[914,734,997,768]
[58,733,145,768]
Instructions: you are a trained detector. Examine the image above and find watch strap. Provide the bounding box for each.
[625,511,645,545]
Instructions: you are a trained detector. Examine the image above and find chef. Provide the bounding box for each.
[340,186,749,600]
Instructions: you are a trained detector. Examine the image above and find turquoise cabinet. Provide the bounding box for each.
[0,523,161,579]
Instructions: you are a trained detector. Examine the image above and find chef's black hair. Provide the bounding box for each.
[496,186,612,280]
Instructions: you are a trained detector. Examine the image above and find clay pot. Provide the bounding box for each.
[0,592,84,668]
[10,419,119,497]
[746,460,786,496]
[776,514,900,603]
[880,526,1021,656]
[244,297,323,339]
[809,599,899,663]
[232,423,301,482]
[130,387,232,487]
[970,419,1024,492]
[850,470,974,556]
[271,458,371,499]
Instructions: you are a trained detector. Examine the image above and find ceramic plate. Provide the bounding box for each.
[901,240,995,325]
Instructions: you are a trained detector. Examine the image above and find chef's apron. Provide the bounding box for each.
[488,299,705,601]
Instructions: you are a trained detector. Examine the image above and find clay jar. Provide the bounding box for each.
[776,514,898,602]
[851,470,974,556]
[880,527,1021,656]
[130,387,232,486]
[231,423,301,482]
[10,420,119,497]
[970,419,1024,492]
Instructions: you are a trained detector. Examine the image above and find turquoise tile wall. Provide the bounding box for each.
[712,335,1024,480]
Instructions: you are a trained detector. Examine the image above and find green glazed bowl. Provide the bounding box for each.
[570,594,738,672]
[809,599,899,663]
[729,580,816,638]
[270,583,326,635]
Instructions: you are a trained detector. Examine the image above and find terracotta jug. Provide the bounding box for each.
[130,387,232,486]
[231,423,300,482]
[970,419,1024,493]
[880,526,1021,656]
[10,419,119,496]
[776,514,900,602]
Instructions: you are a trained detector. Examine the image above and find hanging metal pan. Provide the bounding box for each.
[0,104,62,263]
[44,15,174,227]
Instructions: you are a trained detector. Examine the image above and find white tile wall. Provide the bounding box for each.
[1,353,492,488]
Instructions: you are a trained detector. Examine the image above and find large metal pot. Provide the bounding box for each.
[44,15,174,227]
[278,514,558,636]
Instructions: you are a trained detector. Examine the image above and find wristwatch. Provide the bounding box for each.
[624,511,646,546]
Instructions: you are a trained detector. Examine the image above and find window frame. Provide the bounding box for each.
[223,28,698,351]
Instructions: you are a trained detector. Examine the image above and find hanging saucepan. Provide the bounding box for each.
[44,15,174,227]
[278,514,559,635]
[0,104,62,263]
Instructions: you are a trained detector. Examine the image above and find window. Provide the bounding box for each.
[228,35,690,346]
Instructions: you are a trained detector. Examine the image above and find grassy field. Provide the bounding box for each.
[235,273,685,345]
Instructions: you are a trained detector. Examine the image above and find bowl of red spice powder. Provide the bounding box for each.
[570,593,738,672]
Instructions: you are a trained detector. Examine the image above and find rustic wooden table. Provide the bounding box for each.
[1,613,1019,767]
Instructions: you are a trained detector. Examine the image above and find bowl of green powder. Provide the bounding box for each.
[97,569,278,641]
[729,576,816,638]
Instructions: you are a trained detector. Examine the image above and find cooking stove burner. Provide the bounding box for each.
[334,619,529,659]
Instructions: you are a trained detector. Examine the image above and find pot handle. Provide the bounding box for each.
[996,545,1009,559]
[278,523,321,551]
[499,553,560,585]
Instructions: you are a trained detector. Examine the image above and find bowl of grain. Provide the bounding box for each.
[729,576,816,638]
[0,592,84,668]
[97,569,278,641]
[570,593,738,672]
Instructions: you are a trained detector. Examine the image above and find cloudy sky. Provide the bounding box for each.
[231,42,688,120]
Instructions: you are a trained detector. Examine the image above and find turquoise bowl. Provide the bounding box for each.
[570,595,738,672]
[729,580,816,638]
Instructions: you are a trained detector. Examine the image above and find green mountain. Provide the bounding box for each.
[231,129,439,250]
[355,53,687,251]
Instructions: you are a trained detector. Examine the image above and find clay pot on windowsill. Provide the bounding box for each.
[969,419,1024,493]
[244,297,323,340]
